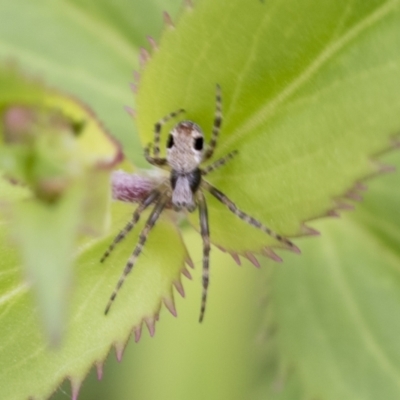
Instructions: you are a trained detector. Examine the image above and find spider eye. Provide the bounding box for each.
[194,137,204,151]
[167,134,174,148]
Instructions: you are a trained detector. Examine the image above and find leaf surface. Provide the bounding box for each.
[0,196,188,399]
[271,152,400,400]
[0,0,182,163]
[136,0,400,257]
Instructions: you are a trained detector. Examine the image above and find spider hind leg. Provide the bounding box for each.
[197,191,210,322]
[203,181,300,253]
[100,189,160,263]
[104,193,169,315]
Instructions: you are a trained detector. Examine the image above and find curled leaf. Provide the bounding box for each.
[0,66,122,342]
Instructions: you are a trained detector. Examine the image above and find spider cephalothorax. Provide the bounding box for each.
[101,85,298,322]
[167,121,204,212]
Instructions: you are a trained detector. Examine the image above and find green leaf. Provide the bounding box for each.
[0,61,189,400]
[271,152,400,400]
[136,0,400,256]
[0,196,189,400]
[0,118,114,343]
[12,186,83,345]
[0,66,121,343]
[0,0,183,163]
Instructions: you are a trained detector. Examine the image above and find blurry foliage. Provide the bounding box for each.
[0,0,400,400]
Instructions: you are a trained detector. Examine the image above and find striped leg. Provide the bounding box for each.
[152,108,185,159]
[104,193,168,315]
[144,144,167,167]
[100,189,160,263]
[204,84,222,161]
[202,150,238,176]
[197,191,210,322]
[202,181,300,253]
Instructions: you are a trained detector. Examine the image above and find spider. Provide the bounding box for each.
[101,85,297,322]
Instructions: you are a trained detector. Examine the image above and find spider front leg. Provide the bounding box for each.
[202,181,300,253]
[104,193,169,315]
[145,108,185,166]
[203,84,222,161]
[197,191,210,322]
[144,143,167,167]
[149,108,185,160]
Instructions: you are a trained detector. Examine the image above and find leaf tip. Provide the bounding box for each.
[70,378,81,400]
[144,317,156,337]
[114,342,126,362]
[354,182,368,191]
[124,106,136,117]
[133,70,141,83]
[375,162,396,174]
[163,297,178,317]
[327,209,340,218]
[286,242,301,254]
[163,11,175,28]
[345,190,363,202]
[139,48,150,67]
[184,0,194,9]
[181,266,192,280]
[173,279,185,298]
[215,244,227,253]
[245,252,260,268]
[299,224,320,237]
[133,324,143,343]
[95,362,104,381]
[147,35,158,51]
[262,247,283,263]
[229,252,241,266]
[334,200,354,211]
[129,83,138,93]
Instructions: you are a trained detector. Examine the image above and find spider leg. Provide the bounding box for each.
[100,189,160,263]
[144,144,167,167]
[105,193,169,315]
[202,150,238,176]
[203,84,222,161]
[152,108,185,159]
[202,181,300,253]
[197,191,211,322]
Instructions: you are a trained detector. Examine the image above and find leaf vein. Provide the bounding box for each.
[222,0,399,151]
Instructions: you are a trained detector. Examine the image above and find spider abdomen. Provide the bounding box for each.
[170,168,201,211]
